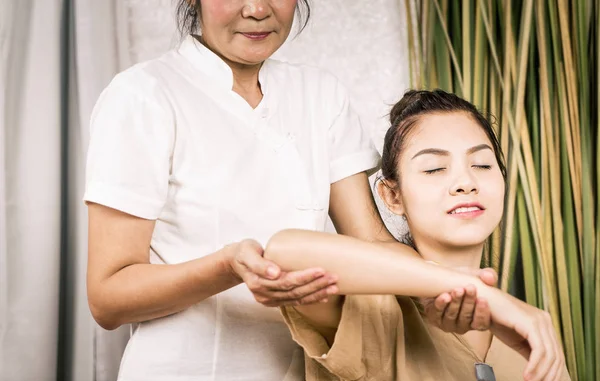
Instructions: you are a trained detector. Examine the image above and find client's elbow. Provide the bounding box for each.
[264,230,291,262]
[265,229,309,261]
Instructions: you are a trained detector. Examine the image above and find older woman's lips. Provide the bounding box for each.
[241,32,272,40]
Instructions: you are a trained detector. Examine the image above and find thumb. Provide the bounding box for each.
[453,266,498,287]
[237,240,281,280]
[477,267,498,287]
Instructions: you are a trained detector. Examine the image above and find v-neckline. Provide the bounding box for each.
[451,332,494,363]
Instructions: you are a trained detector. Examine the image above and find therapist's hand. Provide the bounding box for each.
[227,239,338,307]
[422,267,498,334]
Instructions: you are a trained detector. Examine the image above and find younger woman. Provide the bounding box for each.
[265,90,569,381]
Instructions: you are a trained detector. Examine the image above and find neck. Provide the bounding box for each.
[412,237,484,269]
[196,36,263,107]
[412,235,492,359]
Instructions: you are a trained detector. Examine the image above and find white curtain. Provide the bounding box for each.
[1,0,71,380]
[0,0,124,380]
[0,1,410,380]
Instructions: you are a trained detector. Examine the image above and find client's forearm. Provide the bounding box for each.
[265,229,486,298]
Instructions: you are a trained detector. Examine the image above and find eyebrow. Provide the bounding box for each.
[411,144,493,159]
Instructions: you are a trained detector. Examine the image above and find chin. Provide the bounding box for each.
[236,44,281,64]
[444,230,492,248]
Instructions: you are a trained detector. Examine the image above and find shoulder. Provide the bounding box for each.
[266,59,335,79]
[93,53,180,120]
[266,59,346,93]
[265,59,351,118]
[105,56,174,101]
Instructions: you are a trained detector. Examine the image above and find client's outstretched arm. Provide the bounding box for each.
[265,229,488,340]
[265,229,565,381]
[265,229,486,298]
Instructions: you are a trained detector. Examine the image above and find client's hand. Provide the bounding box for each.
[422,267,497,334]
[227,239,338,307]
[484,287,565,381]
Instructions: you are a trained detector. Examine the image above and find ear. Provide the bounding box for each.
[377,179,405,216]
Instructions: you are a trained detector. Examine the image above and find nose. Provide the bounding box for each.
[449,170,479,196]
[242,0,271,20]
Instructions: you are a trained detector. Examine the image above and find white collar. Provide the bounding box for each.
[177,34,270,94]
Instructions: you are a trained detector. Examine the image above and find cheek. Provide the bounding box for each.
[200,1,237,29]
[271,0,298,13]
[272,1,297,31]
[483,173,506,221]
[401,181,440,222]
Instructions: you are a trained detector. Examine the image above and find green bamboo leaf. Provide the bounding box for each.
[405,0,417,88]
[586,2,600,374]
[473,1,487,108]
[558,89,586,377]
[462,0,473,100]
[555,64,585,380]
[572,0,597,372]
[518,187,539,306]
[433,0,452,91]
[431,0,464,93]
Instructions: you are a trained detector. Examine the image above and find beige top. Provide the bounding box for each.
[282,295,571,381]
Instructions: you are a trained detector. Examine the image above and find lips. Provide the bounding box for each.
[240,32,272,40]
[447,203,485,215]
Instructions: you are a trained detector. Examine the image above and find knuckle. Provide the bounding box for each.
[541,311,552,321]
[288,289,304,299]
[247,280,262,292]
[298,296,316,305]
[283,280,298,291]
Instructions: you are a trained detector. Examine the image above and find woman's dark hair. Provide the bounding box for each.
[175,1,311,37]
[381,89,507,185]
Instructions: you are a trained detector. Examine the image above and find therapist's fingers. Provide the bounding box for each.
[261,283,339,307]
[477,268,498,287]
[263,268,333,291]
[440,288,464,332]
[471,297,491,331]
[422,292,451,328]
[248,270,338,306]
[452,266,498,287]
[455,284,478,334]
[232,239,282,280]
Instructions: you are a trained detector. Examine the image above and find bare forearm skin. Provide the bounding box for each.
[89,247,240,330]
[265,229,485,297]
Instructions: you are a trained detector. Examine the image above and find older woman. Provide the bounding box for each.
[84,1,495,380]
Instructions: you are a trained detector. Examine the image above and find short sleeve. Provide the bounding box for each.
[327,79,381,184]
[83,71,174,220]
[281,295,401,380]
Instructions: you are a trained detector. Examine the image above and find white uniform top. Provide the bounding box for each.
[84,35,380,381]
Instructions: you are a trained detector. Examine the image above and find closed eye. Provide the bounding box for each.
[473,165,492,170]
[424,168,445,174]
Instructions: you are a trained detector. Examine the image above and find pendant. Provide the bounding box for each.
[474,362,496,381]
